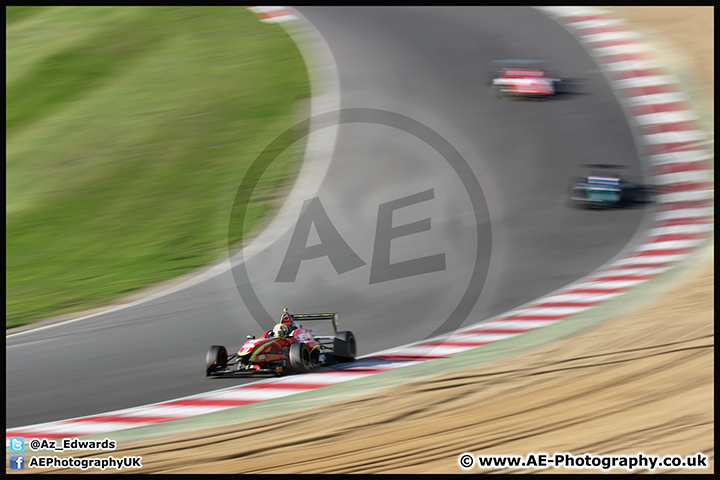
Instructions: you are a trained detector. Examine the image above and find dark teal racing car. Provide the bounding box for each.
[569,164,652,208]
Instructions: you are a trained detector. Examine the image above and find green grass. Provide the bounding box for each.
[6,7,311,328]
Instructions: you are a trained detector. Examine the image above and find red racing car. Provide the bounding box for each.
[491,59,561,99]
[206,309,357,377]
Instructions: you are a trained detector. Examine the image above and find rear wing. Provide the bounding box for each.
[289,312,339,333]
[491,60,549,75]
[492,59,546,68]
[582,164,627,169]
[587,176,620,185]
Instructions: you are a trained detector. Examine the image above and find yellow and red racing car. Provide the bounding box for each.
[205,309,357,377]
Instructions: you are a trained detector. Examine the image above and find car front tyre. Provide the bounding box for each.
[206,345,228,377]
[289,342,312,373]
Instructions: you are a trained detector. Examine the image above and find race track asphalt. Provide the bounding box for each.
[6,7,647,428]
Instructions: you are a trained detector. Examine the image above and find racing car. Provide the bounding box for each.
[569,164,652,208]
[490,59,561,99]
[206,309,357,377]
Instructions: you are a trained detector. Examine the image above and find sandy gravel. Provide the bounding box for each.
[614,6,713,110]
[12,6,713,475]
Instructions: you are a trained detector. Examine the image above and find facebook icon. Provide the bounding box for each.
[10,455,25,470]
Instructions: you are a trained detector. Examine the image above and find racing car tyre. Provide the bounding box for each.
[334,331,357,362]
[289,342,312,373]
[206,345,228,377]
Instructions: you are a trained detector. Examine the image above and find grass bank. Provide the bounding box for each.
[6,6,310,328]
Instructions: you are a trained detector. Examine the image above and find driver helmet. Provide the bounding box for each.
[272,323,290,338]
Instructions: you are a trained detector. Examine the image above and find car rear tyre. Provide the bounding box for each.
[206,345,227,377]
[289,342,312,373]
[334,331,357,362]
